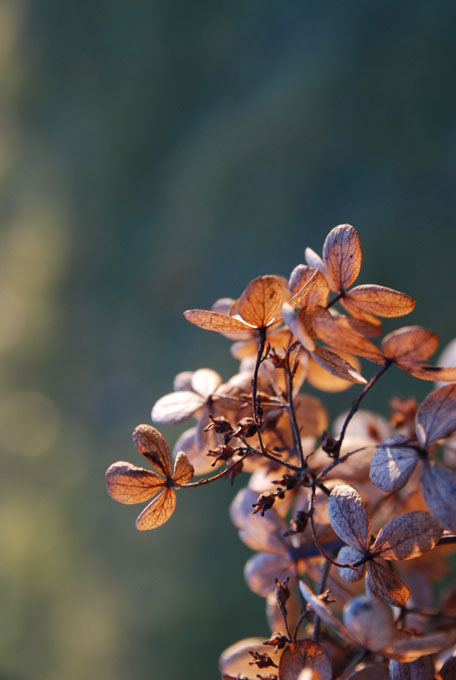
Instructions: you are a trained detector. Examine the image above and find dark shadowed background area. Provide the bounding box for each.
[1,1,456,678]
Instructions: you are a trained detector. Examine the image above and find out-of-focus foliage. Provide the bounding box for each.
[1,1,456,678]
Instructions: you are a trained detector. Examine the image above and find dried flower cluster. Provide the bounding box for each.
[106,225,456,679]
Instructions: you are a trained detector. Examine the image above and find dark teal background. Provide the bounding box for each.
[1,2,456,677]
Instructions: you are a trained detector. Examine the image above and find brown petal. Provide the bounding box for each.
[282,303,315,352]
[172,451,194,484]
[299,581,358,646]
[389,656,435,680]
[105,461,164,504]
[190,367,222,398]
[340,296,382,326]
[371,511,442,560]
[365,561,410,607]
[289,268,330,309]
[132,424,173,477]
[307,353,362,392]
[219,637,282,678]
[397,361,456,382]
[415,384,456,447]
[278,640,333,680]
[381,326,439,362]
[385,628,456,663]
[312,308,384,362]
[135,487,176,530]
[344,316,383,338]
[343,595,395,652]
[305,246,326,274]
[230,488,288,553]
[183,308,252,332]
[238,275,285,328]
[344,285,416,318]
[310,347,367,385]
[322,224,362,292]
[439,654,456,680]
[173,426,215,476]
[369,437,419,492]
[337,546,366,582]
[327,484,371,551]
[151,391,205,425]
[420,460,456,532]
[293,393,328,437]
[244,552,296,597]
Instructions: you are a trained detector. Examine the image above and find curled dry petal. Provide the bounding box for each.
[307,352,362,392]
[311,308,384,362]
[299,581,358,646]
[415,383,456,448]
[173,427,215,476]
[105,462,164,504]
[132,424,173,477]
[365,561,410,607]
[385,628,456,663]
[328,484,371,551]
[282,302,316,352]
[305,246,326,274]
[183,308,252,332]
[238,275,285,328]
[337,546,365,582]
[369,436,419,492]
[388,655,435,680]
[343,285,416,318]
[381,327,439,362]
[135,487,176,531]
[278,640,333,680]
[342,595,395,652]
[244,552,296,597]
[420,461,456,532]
[288,268,330,309]
[172,451,194,484]
[322,224,362,292]
[371,511,442,560]
[151,390,205,425]
[310,347,367,385]
[397,361,456,382]
[219,637,282,678]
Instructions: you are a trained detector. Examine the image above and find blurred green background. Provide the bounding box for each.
[1,1,456,677]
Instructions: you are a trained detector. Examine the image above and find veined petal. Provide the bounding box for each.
[183,309,252,333]
[328,484,371,551]
[344,285,415,318]
[172,451,194,484]
[369,436,419,492]
[371,511,442,560]
[366,561,410,607]
[278,640,333,680]
[132,424,173,477]
[310,346,367,384]
[397,361,456,382]
[288,267,330,308]
[381,326,439,362]
[238,275,285,328]
[105,461,164,504]
[135,487,176,530]
[322,223,362,292]
[307,352,362,392]
[420,461,456,532]
[415,383,456,447]
[190,368,222,398]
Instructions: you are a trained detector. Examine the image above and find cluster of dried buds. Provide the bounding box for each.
[105,225,456,679]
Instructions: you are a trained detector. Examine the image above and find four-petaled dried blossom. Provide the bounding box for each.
[328,484,442,606]
[105,424,193,530]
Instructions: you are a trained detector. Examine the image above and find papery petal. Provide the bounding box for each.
[190,367,222,398]
[173,370,194,391]
[337,546,365,582]
[307,353,362,392]
[132,424,173,477]
[183,308,252,332]
[293,393,328,437]
[312,308,384,362]
[344,285,415,318]
[219,637,282,678]
[322,224,362,292]
[172,451,194,484]
[420,460,456,532]
[328,484,371,551]
[415,383,456,447]
[151,391,205,425]
[385,628,456,663]
[299,581,358,645]
[244,552,296,597]
[282,302,315,352]
[365,561,410,607]
[369,436,419,492]
[343,595,395,652]
[340,296,382,326]
[381,326,439,362]
[173,426,215,476]
[278,640,333,680]
[310,347,367,384]
[106,461,164,504]
[289,268,330,309]
[371,511,442,560]
[135,487,176,530]
[238,275,285,328]
[397,361,456,382]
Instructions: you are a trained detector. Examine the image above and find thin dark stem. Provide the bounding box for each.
[292,608,311,642]
[179,452,250,488]
[326,291,344,310]
[312,560,331,643]
[333,358,393,457]
[285,346,306,470]
[252,327,267,426]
